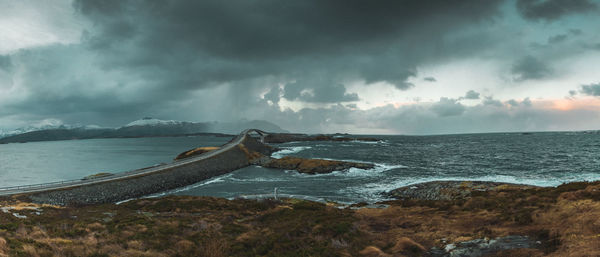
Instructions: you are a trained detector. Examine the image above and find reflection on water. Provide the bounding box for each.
[0,136,231,187]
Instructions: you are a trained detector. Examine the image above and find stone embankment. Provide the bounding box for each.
[23,134,274,206]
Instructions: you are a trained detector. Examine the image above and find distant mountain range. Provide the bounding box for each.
[0,118,288,144]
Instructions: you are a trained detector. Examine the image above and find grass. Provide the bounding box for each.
[0,181,600,256]
[174,147,220,160]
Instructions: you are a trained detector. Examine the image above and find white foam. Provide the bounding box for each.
[144,173,233,199]
[342,172,600,202]
[282,158,407,178]
[229,176,292,182]
[271,146,312,158]
[351,140,387,144]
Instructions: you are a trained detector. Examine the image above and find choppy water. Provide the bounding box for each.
[2,132,600,203]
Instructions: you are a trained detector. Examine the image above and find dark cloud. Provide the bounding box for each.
[283,80,358,103]
[506,99,520,107]
[580,83,600,96]
[585,43,600,50]
[430,98,466,117]
[7,0,600,133]
[569,90,578,97]
[516,0,598,21]
[547,34,568,44]
[569,29,583,35]
[463,90,481,100]
[483,96,504,107]
[0,55,11,71]
[511,55,552,81]
[0,0,509,129]
[72,0,504,89]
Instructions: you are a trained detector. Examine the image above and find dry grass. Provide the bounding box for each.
[1,181,600,256]
[174,146,220,160]
[0,237,8,257]
[237,144,264,161]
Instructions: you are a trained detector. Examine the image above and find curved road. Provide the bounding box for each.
[0,129,267,196]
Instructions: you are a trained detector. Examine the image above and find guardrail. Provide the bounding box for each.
[0,178,84,191]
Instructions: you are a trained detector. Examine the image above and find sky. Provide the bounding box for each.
[0,0,599,134]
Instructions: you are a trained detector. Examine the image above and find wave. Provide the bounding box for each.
[342,172,600,203]
[228,176,292,183]
[144,173,234,198]
[350,140,388,145]
[271,146,312,158]
[284,159,407,178]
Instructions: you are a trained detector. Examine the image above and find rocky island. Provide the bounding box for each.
[262,156,374,174]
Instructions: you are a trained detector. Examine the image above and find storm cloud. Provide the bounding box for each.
[1,0,600,134]
[516,0,598,21]
[580,83,600,96]
[463,90,481,100]
[511,55,553,81]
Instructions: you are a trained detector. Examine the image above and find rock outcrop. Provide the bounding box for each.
[430,235,537,257]
[262,156,374,174]
[387,181,539,201]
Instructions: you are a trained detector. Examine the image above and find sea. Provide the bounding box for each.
[1,132,599,203]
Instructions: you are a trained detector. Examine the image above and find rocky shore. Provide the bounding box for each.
[387,180,540,201]
[262,156,374,174]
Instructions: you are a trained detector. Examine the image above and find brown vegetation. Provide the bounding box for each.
[174,147,219,160]
[263,156,373,174]
[0,181,599,256]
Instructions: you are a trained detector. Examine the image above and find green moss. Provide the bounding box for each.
[0,222,19,231]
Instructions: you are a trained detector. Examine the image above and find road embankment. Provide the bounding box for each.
[23,135,272,206]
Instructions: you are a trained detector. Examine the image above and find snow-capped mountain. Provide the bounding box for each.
[0,118,288,143]
[123,117,183,127]
[0,123,105,139]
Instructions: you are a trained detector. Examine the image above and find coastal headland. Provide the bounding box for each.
[1,180,599,256]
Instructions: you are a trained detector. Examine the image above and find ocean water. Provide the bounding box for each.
[2,132,600,203]
[0,136,231,187]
